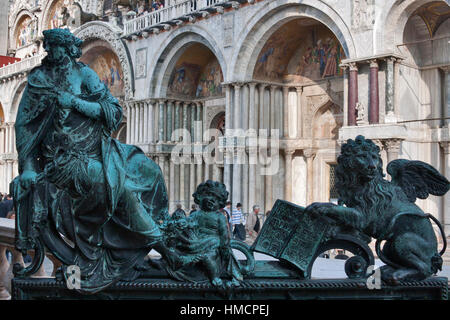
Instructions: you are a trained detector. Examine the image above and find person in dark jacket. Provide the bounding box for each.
[0,194,13,218]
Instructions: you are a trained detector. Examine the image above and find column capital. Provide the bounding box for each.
[440,65,450,74]
[440,141,450,154]
[284,148,296,156]
[303,148,317,159]
[269,85,278,91]
[248,82,257,89]
[369,59,379,68]
[382,138,403,152]
[282,86,290,94]
[295,86,303,94]
[348,62,358,71]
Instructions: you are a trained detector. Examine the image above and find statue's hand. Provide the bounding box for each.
[305,202,338,216]
[20,170,38,190]
[57,91,75,108]
[305,202,365,230]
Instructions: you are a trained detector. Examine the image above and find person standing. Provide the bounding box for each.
[0,194,13,218]
[172,203,186,220]
[231,203,245,241]
[245,205,261,245]
[189,204,198,215]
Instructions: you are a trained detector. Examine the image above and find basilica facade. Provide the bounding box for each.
[0,0,449,234]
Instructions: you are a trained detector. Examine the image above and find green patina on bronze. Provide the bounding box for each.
[10,28,448,299]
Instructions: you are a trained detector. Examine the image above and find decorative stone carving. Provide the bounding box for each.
[356,102,368,125]
[352,0,375,30]
[135,47,147,79]
[74,22,134,99]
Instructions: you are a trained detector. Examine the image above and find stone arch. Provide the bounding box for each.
[312,100,343,140]
[376,0,448,53]
[73,21,134,99]
[148,26,227,98]
[9,79,28,121]
[10,10,36,50]
[230,0,356,82]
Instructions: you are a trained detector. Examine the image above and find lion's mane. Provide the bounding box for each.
[335,136,403,218]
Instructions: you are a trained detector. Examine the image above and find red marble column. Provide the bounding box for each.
[348,63,358,126]
[369,59,379,124]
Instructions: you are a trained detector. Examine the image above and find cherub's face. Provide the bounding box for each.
[198,190,222,212]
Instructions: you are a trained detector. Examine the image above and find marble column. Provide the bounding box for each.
[383,139,402,164]
[248,147,257,212]
[167,100,174,142]
[174,101,181,142]
[348,63,358,126]
[233,84,241,130]
[248,83,257,132]
[183,102,189,143]
[148,101,154,143]
[269,86,276,136]
[259,84,266,133]
[284,148,295,202]
[264,169,272,215]
[224,150,232,198]
[441,66,450,127]
[0,127,4,154]
[283,87,289,138]
[224,84,232,136]
[143,102,149,144]
[304,148,316,204]
[129,105,135,144]
[440,142,450,234]
[385,57,396,120]
[126,103,131,144]
[189,156,196,206]
[369,59,379,124]
[169,156,175,213]
[189,103,195,143]
[296,87,303,138]
[158,100,165,143]
[134,103,139,144]
[139,103,144,143]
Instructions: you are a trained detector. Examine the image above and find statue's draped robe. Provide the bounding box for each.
[14,63,169,293]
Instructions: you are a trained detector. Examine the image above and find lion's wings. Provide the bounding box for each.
[387,159,450,203]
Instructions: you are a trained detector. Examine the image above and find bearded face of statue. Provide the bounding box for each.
[46,44,68,63]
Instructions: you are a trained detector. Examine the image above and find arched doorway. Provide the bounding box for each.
[244,17,346,211]
[158,42,225,212]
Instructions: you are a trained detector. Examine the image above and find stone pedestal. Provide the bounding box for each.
[11,275,448,300]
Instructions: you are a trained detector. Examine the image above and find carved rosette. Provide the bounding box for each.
[74,22,134,100]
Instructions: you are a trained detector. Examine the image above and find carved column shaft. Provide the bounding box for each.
[296,87,303,138]
[166,101,173,142]
[284,149,295,202]
[385,58,395,117]
[369,60,379,124]
[158,101,165,142]
[126,103,131,144]
[304,149,316,204]
[283,87,289,138]
[348,64,358,126]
